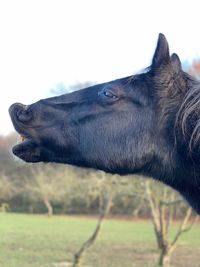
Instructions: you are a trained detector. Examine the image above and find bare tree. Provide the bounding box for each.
[0,174,16,199]
[144,180,198,267]
[26,165,69,216]
[0,174,17,211]
[72,195,110,267]
[72,171,115,267]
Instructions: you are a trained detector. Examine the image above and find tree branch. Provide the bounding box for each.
[121,192,148,202]
[72,196,111,267]
[171,208,198,248]
[143,180,161,245]
[160,198,183,206]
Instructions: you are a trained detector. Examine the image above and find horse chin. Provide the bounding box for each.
[12,139,41,163]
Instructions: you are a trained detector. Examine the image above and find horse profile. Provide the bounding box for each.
[9,34,200,214]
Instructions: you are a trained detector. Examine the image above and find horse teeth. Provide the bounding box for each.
[18,135,25,143]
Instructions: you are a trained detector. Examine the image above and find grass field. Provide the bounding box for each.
[0,213,199,267]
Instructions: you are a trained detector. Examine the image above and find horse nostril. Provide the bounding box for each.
[18,108,32,123]
[9,103,25,116]
[9,103,32,123]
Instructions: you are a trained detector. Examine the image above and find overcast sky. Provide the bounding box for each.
[0,0,200,135]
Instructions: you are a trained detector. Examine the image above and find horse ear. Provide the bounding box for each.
[152,33,170,69]
[171,53,182,74]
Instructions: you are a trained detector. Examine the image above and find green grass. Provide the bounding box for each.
[0,213,200,267]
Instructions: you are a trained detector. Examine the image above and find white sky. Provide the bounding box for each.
[0,0,200,135]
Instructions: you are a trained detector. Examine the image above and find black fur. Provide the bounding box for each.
[9,34,200,214]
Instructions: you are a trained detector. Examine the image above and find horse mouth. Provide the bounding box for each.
[11,123,41,163]
[12,136,40,163]
[9,104,40,163]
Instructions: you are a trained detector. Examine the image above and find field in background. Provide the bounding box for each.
[0,213,200,267]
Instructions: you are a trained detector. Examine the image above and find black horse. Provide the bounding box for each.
[9,34,200,214]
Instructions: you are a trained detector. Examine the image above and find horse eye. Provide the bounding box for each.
[103,90,117,99]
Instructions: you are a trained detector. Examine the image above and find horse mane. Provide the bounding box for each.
[175,74,200,157]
